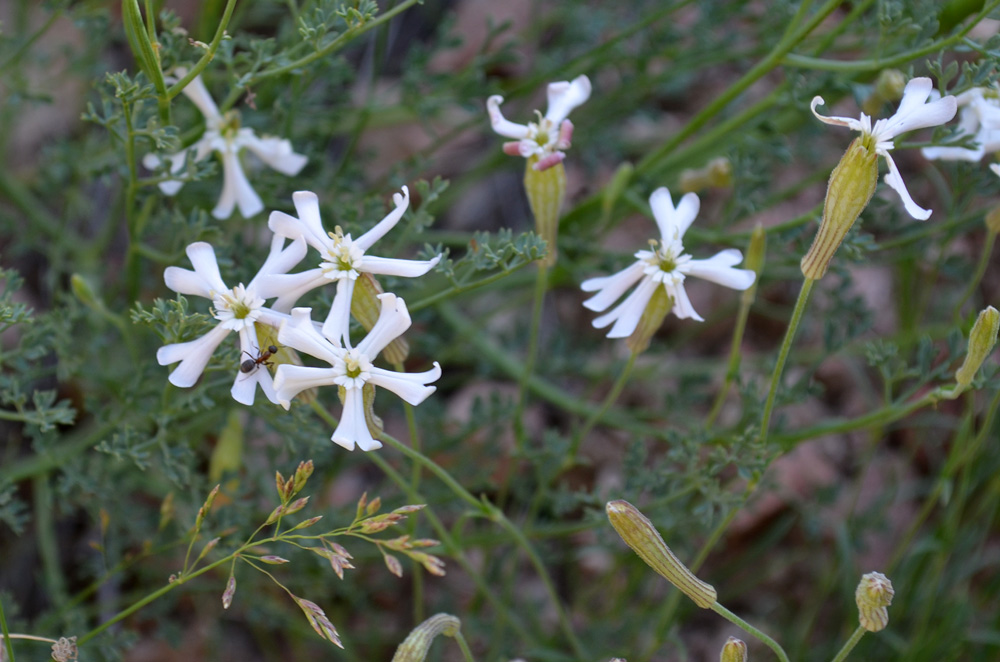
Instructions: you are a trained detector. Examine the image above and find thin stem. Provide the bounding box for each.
[0,594,14,662]
[567,350,638,460]
[711,602,790,662]
[829,626,867,662]
[407,261,532,313]
[453,630,477,662]
[512,263,549,455]
[951,230,996,321]
[706,279,757,427]
[166,0,240,98]
[759,278,815,446]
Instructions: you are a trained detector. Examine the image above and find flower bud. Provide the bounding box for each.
[801,137,878,280]
[720,636,748,662]
[955,306,999,387]
[222,575,236,609]
[986,203,1000,234]
[391,614,462,662]
[679,157,733,194]
[626,286,672,354]
[70,274,104,312]
[353,273,409,364]
[606,500,717,608]
[293,459,314,494]
[524,156,567,266]
[863,69,907,116]
[741,224,766,307]
[855,571,894,632]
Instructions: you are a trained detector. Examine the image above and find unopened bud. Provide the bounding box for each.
[720,636,748,662]
[875,69,907,103]
[194,485,220,531]
[679,157,733,194]
[70,274,104,312]
[986,205,1000,234]
[524,156,567,266]
[353,273,409,363]
[606,500,717,608]
[855,571,894,632]
[626,286,672,354]
[222,575,236,609]
[391,613,462,662]
[955,306,999,387]
[275,471,287,501]
[293,460,314,493]
[801,137,878,280]
[283,496,309,517]
[741,224,766,307]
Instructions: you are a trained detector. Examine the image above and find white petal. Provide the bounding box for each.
[273,364,338,410]
[920,145,985,162]
[486,95,530,139]
[358,254,440,278]
[368,363,441,406]
[544,75,592,124]
[882,152,932,220]
[164,266,214,298]
[355,187,411,251]
[179,74,222,122]
[684,249,756,290]
[278,308,343,363]
[879,80,957,139]
[239,131,308,176]
[257,269,326,312]
[144,151,189,195]
[273,191,331,254]
[249,235,308,291]
[332,388,382,451]
[212,150,263,219]
[175,242,228,294]
[810,96,864,131]
[670,281,703,321]
[580,261,645,312]
[321,279,355,348]
[356,293,412,359]
[592,276,657,338]
[650,187,700,240]
[156,325,232,388]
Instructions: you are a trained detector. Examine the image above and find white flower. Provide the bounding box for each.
[811,76,957,220]
[487,75,591,171]
[267,187,441,346]
[921,87,1000,162]
[581,187,755,338]
[273,293,442,451]
[143,71,308,219]
[156,234,307,405]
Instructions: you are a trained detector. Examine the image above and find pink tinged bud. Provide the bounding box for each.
[260,555,290,564]
[800,137,879,280]
[275,471,287,500]
[284,496,310,516]
[393,504,426,515]
[296,597,343,648]
[385,554,404,577]
[366,496,382,516]
[720,637,748,662]
[265,504,284,525]
[556,119,574,150]
[533,151,566,171]
[606,500,717,608]
[288,515,324,531]
[222,575,236,609]
[503,141,524,156]
[855,571,894,632]
[195,484,221,531]
[390,614,462,662]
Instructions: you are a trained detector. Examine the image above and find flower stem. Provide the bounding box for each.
[759,277,815,446]
[513,263,549,454]
[711,602,790,662]
[0,593,15,662]
[829,625,867,662]
[567,349,638,461]
[951,230,996,322]
[166,0,239,99]
[706,284,755,427]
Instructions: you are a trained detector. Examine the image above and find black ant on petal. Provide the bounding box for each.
[240,344,279,375]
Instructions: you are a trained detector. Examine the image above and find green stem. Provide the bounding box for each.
[951,230,996,321]
[706,279,757,428]
[711,602,790,662]
[829,626,867,662]
[249,0,419,83]
[408,262,532,313]
[166,0,240,99]
[636,0,844,175]
[453,630,476,662]
[378,433,586,659]
[567,350,638,460]
[0,593,14,662]
[1,420,120,484]
[760,278,815,446]
[513,263,549,456]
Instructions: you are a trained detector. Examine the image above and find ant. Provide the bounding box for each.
[240,344,279,375]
